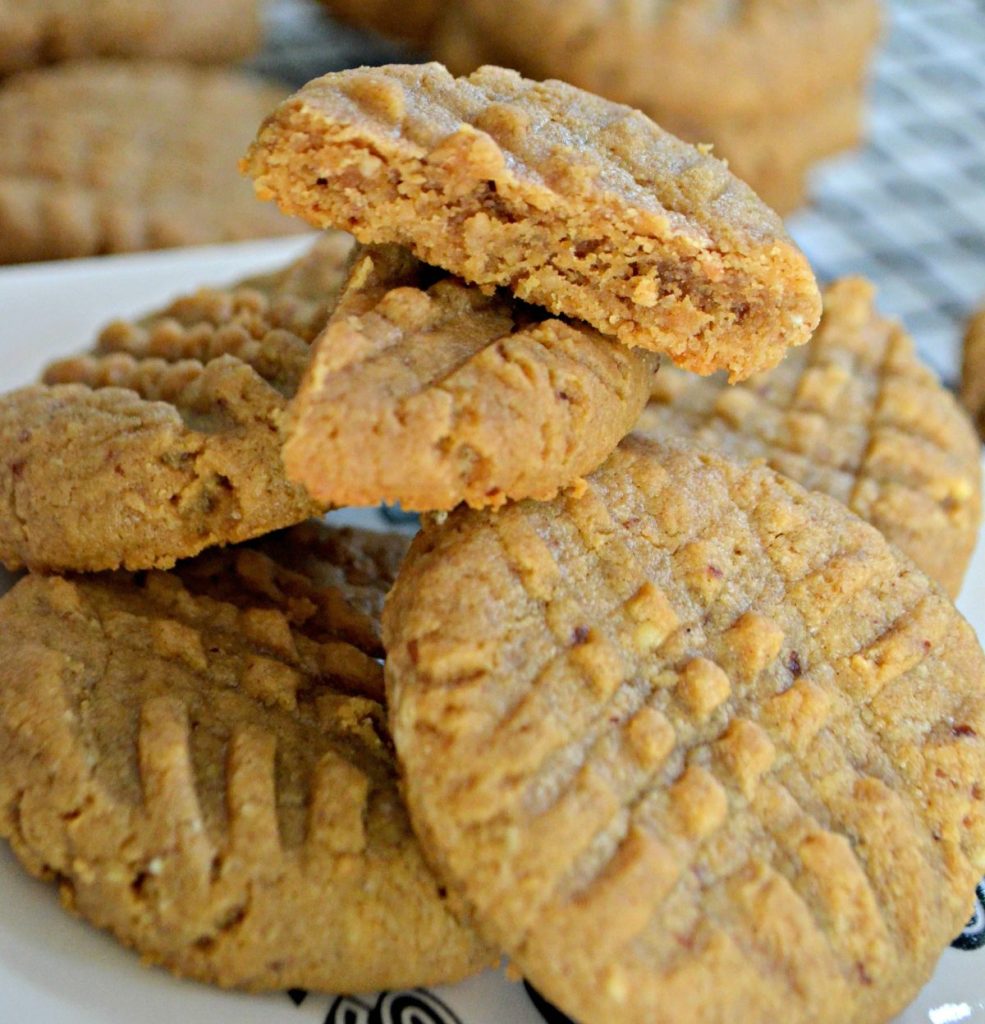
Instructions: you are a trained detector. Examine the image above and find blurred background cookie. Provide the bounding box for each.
[429,0,882,213]
[0,0,262,74]
[0,60,305,262]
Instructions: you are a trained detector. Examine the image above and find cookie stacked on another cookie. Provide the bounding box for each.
[283,243,659,511]
[242,61,824,509]
[245,63,821,380]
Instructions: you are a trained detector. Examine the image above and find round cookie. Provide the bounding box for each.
[441,0,881,124]
[0,523,493,992]
[385,436,985,1024]
[0,0,261,74]
[0,232,353,573]
[0,60,303,263]
[960,303,985,439]
[284,243,659,511]
[244,62,821,381]
[635,278,982,597]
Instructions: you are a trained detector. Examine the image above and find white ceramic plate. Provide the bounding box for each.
[0,243,982,1024]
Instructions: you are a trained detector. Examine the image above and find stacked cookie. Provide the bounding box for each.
[0,62,983,1024]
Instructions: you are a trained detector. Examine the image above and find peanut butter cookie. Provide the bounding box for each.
[0,523,493,991]
[636,278,982,597]
[0,60,303,263]
[244,63,821,380]
[0,0,260,75]
[385,436,985,1024]
[0,232,353,573]
[284,243,658,511]
[452,0,878,122]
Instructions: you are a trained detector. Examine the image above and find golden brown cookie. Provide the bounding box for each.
[284,243,659,511]
[385,436,985,1024]
[0,522,493,991]
[960,304,985,439]
[0,0,261,74]
[635,278,982,598]
[448,1,880,123]
[0,233,353,573]
[244,63,821,380]
[0,60,303,263]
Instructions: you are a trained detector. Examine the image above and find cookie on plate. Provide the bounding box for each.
[0,232,353,573]
[0,60,304,263]
[243,63,821,380]
[0,523,493,991]
[0,0,261,75]
[960,303,985,439]
[283,243,659,511]
[635,278,982,597]
[385,436,985,1024]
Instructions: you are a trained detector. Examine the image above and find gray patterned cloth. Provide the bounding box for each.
[252,0,985,387]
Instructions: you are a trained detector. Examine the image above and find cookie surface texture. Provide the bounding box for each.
[244,62,821,380]
[0,60,303,263]
[635,278,982,597]
[0,0,261,74]
[385,436,985,1024]
[0,523,493,991]
[284,243,659,511]
[0,232,353,573]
